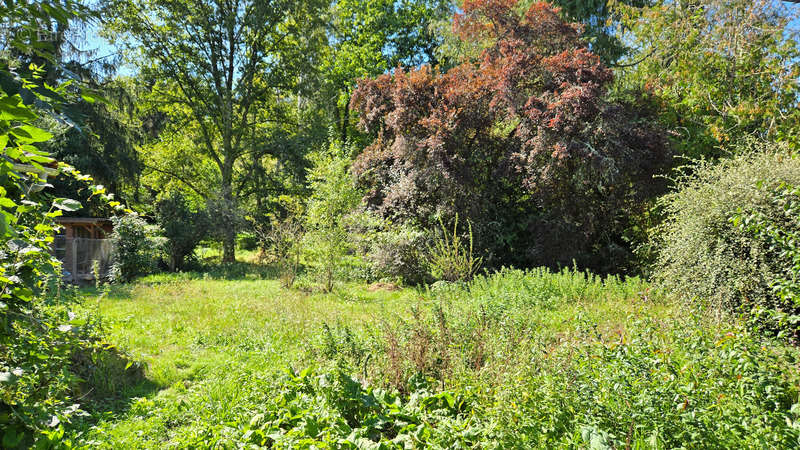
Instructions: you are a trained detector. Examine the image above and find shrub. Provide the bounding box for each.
[110,214,162,282]
[240,368,481,448]
[155,192,209,271]
[265,216,304,288]
[652,146,800,335]
[346,211,431,285]
[303,139,362,292]
[236,232,259,251]
[733,182,800,315]
[368,223,430,285]
[351,0,670,272]
[426,215,482,282]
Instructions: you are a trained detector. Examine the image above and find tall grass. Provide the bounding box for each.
[65,267,800,448]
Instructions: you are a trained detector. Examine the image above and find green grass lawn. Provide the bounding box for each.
[62,265,800,448]
[67,268,422,447]
[84,276,416,389]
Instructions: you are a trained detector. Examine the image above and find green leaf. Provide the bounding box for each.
[0,213,8,237]
[0,372,15,384]
[52,198,82,211]
[11,125,53,143]
[0,96,37,121]
[2,428,23,448]
[68,317,87,326]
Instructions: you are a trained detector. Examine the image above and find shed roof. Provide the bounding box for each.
[55,217,112,225]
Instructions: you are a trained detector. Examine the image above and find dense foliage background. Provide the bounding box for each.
[3,0,800,446]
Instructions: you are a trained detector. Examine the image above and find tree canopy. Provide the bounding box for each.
[351,0,670,271]
[615,0,800,157]
[103,0,328,261]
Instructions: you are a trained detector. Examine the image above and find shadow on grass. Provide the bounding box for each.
[136,261,283,283]
[70,343,163,427]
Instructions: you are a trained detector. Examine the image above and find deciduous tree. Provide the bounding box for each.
[614,0,800,157]
[104,0,326,261]
[351,0,669,271]
[323,0,452,144]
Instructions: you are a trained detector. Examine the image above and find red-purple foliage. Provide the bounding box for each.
[350,0,670,271]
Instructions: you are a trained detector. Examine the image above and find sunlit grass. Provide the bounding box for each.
[65,264,799,448]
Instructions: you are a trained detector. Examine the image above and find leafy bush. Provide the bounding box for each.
[155,192,209,271]
[345,211,431,285]
[303,139,362,292]
[0,8,141,442]
[731,182,800,337]
[652,146,800,336]
[241,368,482,448]
[368,223,430,286]
[426,215,482,282]
[236,232,259,251]
[351,0,670,272]
[110,214,162,282]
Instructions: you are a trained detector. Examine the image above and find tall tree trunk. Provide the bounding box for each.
[221,160,236,263]
[221,188,236,262]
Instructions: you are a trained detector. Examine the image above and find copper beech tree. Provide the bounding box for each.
[351,0,670,271]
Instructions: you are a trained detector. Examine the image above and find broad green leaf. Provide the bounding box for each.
[0,212,8,237]
[2,427,23,448]
[0,96,37,121]
[52,198,82,211]
[10,125,53,143]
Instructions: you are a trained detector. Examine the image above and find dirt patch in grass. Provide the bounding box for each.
[367,282,401,292]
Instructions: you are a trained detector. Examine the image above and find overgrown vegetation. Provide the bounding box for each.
[0,2,140,446]
[653,147,800,338]
[110,214,162,282]
[6,0,800,447]
[155,192,209,271]
[262,215,304,288]
[351,0,670,272]
[56,269,800,448]
[426,215,482,282]
[302,140,361,291]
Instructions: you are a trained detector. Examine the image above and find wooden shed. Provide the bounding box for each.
[54,218,114,282]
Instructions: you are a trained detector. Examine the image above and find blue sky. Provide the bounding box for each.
[78,1,800,79]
